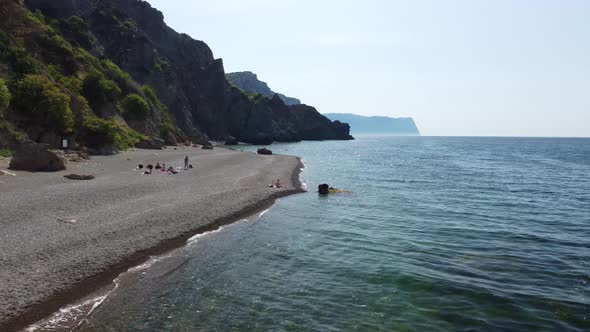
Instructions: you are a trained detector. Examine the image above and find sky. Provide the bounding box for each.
[147,0,590,137]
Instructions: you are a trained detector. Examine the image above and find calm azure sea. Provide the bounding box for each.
[52,137,590,331]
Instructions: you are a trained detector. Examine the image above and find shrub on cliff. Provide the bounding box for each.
[141,85,178,138]
[15,74,74,134]
[82,116,146,151]
[121,93,149,120]
[5,47,41,75]
[81,116,117,147]
[38,32,74,58]
[82,69,121,108]
[0,79,11,114]
[47,65,83,94]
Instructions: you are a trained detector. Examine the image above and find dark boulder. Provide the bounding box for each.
[318,184,330,195]
[9,142,67,172]
[64,174,95,180]
[257,148,272,155]
[135,137,165,150]
[201,145,214,150]
[225,136,238,145]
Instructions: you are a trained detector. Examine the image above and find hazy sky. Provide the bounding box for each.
[147,0,589,137]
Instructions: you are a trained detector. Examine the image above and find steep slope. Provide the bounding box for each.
[324,113,420,135]
[226,71,301,106]
[0,0,186,154]
[25,0,351,145]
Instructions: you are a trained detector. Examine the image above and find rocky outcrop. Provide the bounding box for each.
[224,136,238,145]
[226,71,301,106]
[9,142,67,172]
[135,137,165,150]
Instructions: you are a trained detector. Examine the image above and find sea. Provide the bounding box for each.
[31,136,590,332]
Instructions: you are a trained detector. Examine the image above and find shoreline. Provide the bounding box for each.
[0,147,305,331]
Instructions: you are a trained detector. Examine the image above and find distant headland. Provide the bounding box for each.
[324,113,420,136]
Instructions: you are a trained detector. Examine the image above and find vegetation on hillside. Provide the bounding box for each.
[0,1,182,153]
[14,74,74,134]
[0,79,11,114]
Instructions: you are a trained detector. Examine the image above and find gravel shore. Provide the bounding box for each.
[0,146,304,331]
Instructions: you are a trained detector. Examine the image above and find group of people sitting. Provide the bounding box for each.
[138,156,192,175]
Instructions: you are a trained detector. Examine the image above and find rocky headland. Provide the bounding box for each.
[324,113,421,136]
[0,0,352,157]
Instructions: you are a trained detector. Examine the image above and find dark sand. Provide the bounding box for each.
[0,147,304,331]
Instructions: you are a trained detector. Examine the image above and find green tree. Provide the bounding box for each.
[121,93,149,120]
[15,74,74,133]
[82,69,121,108]
[0,79,11,114]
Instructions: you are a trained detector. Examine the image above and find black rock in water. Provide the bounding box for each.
[318,184,330,195]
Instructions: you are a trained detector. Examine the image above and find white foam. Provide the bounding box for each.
[187,226,226,243]
[25,205,282,330]
[25,289,111,332]
[258,208,271,218]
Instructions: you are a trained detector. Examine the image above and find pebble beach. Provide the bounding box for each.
[0,146,303,331]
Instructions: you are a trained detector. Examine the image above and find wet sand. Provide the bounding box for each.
[0,146,304,331]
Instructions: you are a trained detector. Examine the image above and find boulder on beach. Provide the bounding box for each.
[202,145,214,150]
[257,148,272,155]
[225,136,238,145]
[64,174,95,180]
[135,137,165,150]
[9,142,67,172]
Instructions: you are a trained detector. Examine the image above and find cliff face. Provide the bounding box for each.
[226,71,301,106]
[24,0,351,145]
[324,113,420,136]
[0,0,191,154]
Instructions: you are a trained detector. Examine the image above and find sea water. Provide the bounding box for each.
[52,137,590,331]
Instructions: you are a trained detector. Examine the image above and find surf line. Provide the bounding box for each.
[24,208,278,331]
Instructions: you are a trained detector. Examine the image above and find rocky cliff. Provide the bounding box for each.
[0,0,190,155]
[13,0,352,148]
[324,113,420,136]
[226,71,301,106]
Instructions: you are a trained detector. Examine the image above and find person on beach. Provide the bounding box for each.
[184,156,189,169]
[155,162,161,171]
[275,179,283,188]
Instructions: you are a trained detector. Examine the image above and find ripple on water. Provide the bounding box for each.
[50,137,590,332]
